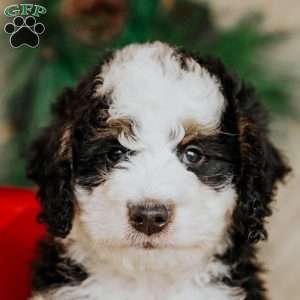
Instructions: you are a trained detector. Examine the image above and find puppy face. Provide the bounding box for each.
[71,43,237,253]
[27,42,289,261]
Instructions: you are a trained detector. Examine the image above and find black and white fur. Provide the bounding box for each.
[27,42,290,300]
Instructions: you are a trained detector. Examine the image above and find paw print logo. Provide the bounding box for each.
[4,16,45,48]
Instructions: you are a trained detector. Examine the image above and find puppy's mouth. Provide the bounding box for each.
[126,234,160,250]
[142,241,155,249]
[128,240,158,250]
[127,232,166,250]
[129,238,169,250]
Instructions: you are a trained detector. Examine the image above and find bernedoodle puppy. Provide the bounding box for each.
[27,42,290,300]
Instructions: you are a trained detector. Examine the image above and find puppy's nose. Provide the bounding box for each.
[128,204,171,236]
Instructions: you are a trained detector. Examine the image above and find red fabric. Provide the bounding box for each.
[0,187,46,300]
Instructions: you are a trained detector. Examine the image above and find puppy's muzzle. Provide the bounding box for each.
[128,202,173,236]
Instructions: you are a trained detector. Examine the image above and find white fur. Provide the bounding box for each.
[32,276,243,300]
[30,42,244,300]
[97,42,225,145]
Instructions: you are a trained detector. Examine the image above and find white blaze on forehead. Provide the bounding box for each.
[96,42,226,148]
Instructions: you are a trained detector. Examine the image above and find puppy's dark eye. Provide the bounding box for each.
[106,147,127,163]
[182,145,205,167]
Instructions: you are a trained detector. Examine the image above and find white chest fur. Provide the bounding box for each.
[31,269,244,300]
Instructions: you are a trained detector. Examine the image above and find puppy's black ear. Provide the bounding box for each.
[236,85,290,244]
[27,89,75,237]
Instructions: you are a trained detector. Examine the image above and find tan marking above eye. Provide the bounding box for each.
[180,119,218,145]
[94,117,136,140]
[107,118,135,138]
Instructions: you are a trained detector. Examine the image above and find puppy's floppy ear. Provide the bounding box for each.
[27,89,75,237]
[235,85,290,244]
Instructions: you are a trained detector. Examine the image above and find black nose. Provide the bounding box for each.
[128,203,171,236]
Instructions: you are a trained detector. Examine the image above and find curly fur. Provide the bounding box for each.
[27,42,290,300]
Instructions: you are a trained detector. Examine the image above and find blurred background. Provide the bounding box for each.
[0,0,299,299]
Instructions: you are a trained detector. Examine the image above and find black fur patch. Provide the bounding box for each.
[177,132,238,190]
[32,239,88,292]
[73,132,130,189]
